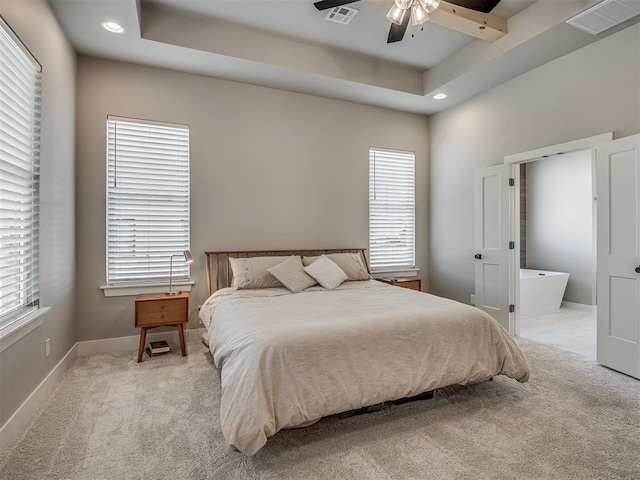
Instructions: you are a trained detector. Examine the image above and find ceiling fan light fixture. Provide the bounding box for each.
[395,0,413,9]
[422,0,440,14]
[386,4,406,25]
[411,2,429,26]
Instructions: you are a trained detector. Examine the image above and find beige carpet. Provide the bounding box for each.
[1,338,638,480]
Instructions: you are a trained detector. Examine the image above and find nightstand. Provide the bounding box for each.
[135,292,188,362]
[377,277,422,291]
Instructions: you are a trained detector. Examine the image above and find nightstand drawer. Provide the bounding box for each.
[136,308,185,327]
[377,277,421,291]
[137,298,184,315]
[398,280,421,291]
[135,297,187,327]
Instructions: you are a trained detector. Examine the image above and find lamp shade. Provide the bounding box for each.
[183,249,193,263]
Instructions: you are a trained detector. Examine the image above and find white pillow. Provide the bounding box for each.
[303,255,347,289]
[229,256,285,289]
[302,253,370,281]
[268,256,317,293]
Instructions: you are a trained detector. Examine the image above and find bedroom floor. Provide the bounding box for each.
[1,336,638,480]
[519,304,596,360]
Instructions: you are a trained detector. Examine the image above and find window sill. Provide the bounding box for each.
[371,268,420,278]
[100,281,195,298]
[0,307,51,353]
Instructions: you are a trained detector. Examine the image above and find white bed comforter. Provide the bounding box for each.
[200,280,529,455]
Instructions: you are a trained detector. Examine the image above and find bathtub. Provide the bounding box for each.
[519,269,570,316]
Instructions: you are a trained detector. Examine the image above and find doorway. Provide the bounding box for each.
[475,132,640,379]
[517,151,597,359]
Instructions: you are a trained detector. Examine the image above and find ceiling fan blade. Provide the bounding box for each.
[387,13,410,43]
[445,0,501,14]
[314,0,359,11]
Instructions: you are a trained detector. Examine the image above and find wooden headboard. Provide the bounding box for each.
[204,248,370,296]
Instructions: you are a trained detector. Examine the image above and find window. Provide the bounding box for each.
[106,117,190,285]
[368,147,415,272]
[0,17,42,327]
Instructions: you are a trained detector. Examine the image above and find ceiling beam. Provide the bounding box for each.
[430,2,507,41]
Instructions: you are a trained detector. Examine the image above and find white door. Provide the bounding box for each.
[475,164,512,331]
[597,134,640,379]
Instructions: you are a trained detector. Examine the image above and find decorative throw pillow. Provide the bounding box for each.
[229,256,285,289]
[268,256,317,293]
[303,255,348,289]
[302,253,371,281]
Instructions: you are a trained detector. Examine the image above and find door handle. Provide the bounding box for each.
[636,266,640,274]
[474,254,482,260]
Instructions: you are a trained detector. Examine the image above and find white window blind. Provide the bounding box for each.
[0,17,42,325]
[369,148,415,271]
[106,117,190,284]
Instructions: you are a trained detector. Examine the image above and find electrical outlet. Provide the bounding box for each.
[470,294,476,306]
[45,338,51,357]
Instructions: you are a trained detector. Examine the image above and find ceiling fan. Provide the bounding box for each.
[314,0,506,44]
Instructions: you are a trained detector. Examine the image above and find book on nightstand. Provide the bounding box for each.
[146,340,170,356]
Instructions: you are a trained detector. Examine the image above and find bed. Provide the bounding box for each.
[199,249,530,456]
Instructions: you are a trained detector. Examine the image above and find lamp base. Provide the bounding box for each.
[165,291,181,296]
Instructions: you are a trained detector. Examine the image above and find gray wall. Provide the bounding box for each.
[0,0,76,427]
[75,57,430,341]
[526,151,594,305]
[429,23,640,304]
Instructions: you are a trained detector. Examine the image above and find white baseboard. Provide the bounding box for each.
[561,301,596,312]
[0,327,207,454]
[0,342,78,453]
[187,327,206,344]
[76,327,206,356]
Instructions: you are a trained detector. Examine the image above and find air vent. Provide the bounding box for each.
[325,6,359,25]
[567,0,640,35]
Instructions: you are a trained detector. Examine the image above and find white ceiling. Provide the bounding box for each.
[150,0,479,70]
[48,0,640,114]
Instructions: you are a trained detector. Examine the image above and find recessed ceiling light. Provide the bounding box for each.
[101,21,124,34]
[434,93,447,100]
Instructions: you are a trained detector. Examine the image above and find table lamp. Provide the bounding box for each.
[168,249,193,295]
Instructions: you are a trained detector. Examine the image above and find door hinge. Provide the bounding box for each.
[509,304,515,313]
[509,241,515,249]
[509,178,515,186]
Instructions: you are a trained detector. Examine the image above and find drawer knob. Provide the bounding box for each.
[160,315,165,319]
